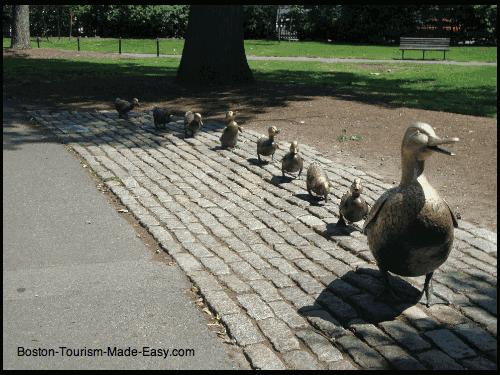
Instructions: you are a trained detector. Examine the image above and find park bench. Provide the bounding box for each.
[399,37,450,60]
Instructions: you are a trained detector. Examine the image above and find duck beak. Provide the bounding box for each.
[428,136,459,156]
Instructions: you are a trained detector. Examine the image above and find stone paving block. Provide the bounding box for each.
[249,243,281,259]
[349,318,394,348]
[453,322,497,353]
[296,329,344,363]
[188,270,223,293]
[424,329,476,360]
[466,293,497,317]
[247,279,282,302]
[375,345,426,370]
[417,349,464,370]
[255,227,286,245]
[258,268,294,289]
[293,258,330,278]
[229,261,264,281]
[209,224,234,238]
[336,334,391,369]
[317,257,353,278]
[258,317,300,353]
[280,230,310,247]
[233,226,263,245]
[170,252,203,273]
[268,258,299,275]
[243,343,286,370]
[282,350,326,370]
[379,320,432,352]
[236,294,275,321]
[182,242,213,258]
[302,309,348,339]
[317,291,358,323]
[210,246,243,263]
[240,248,273,268]
[204,290,240,316]
[427,304,470,325]
[468,227,497,245]
[171,229,197,244]
[268,301,308,329]
[221,313,265,347]
[326,278,362,299]
[299,245,331,261]
[273,243,305,260]
[289,272,325,294]
[401,305,440,331]
[219,274,252,294]
[280,287,321,312]
[200,256,232,276]
[460,356,498,370]
[223,236,252,253]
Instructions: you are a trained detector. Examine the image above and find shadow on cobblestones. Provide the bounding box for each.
[9,104,497,370]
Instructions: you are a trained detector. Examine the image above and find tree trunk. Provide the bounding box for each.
[175,5,254,85]
[11,5,31,49]
[69,10,73,39]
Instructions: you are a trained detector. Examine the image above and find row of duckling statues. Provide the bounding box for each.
[117,100,461,307]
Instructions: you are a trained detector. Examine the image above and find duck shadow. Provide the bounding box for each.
[298,268,427,325]
[325,221,361,236]
[248,157,268,166]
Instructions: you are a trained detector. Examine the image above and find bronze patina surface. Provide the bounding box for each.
[338,178,368,227]
[281,141,303,179]
[306,163,331,203]
[364,122,459,306]
[257,126,280,163]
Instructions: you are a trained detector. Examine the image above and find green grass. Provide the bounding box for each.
[3,37,497,62]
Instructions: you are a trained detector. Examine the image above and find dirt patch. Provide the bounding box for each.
[4,47,497,232]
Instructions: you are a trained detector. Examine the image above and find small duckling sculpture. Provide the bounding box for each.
[281,141,303,179]
[153,106,172,129]
[364,122,459,307]
[337,178,368,227]
[220,111,243,149]
[306,164,330,203]
[184,111,203,137]
[257,126,280,164]
[115,98,140,119]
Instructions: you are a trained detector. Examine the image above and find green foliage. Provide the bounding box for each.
[243,5,279,39]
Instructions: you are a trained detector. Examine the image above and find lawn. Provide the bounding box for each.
[3,38,497,118]
[3,37,497,62]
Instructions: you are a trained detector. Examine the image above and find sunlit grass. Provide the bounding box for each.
[3,37,497,62]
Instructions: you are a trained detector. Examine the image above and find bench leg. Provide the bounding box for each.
[423,50,425,60]
[443,51,445,60]
[402,50,404,60]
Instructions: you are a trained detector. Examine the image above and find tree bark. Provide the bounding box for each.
[11,5,31,49]
[175,5,254,85]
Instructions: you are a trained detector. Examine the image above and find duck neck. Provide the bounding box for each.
[401,158,427,187]
[269,135,275,142]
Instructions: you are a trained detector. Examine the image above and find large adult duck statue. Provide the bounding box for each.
[364,122,459,307]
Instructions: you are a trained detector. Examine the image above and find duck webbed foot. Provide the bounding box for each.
[374,268,408,302]
[336,214,347,227]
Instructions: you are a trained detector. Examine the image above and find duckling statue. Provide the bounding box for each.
[337,178,368,227]
[364,122,459,307]
[257,126,280,164]
[153,106,172,129]
[220,111,243,149]
[184,111,203,137]
[115,98,140,119]
[281,141,303,179]
[306,164,330,203]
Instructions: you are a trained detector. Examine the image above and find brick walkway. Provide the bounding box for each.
[27,108,497,370]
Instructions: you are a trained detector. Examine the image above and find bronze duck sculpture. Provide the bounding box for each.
[364,122,459,307]
[153,106,172,129]
[115,98,140,119]
[220,111,243,149]
[257,126,280,164]
[281,141,303,179]
[337,178,368,227]
[306,164,330,203]
[184,111,203,137]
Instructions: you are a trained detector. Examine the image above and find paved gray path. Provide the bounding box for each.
[3,106,244,370]
[10,105,496,370]
[117,53,497,66]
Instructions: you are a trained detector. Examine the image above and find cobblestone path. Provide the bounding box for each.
[29,109,497,370]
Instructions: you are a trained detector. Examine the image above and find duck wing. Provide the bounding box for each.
[363,185,400,232]
[443,197,459,228]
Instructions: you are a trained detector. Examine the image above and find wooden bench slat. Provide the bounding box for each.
[399,37,450,60]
